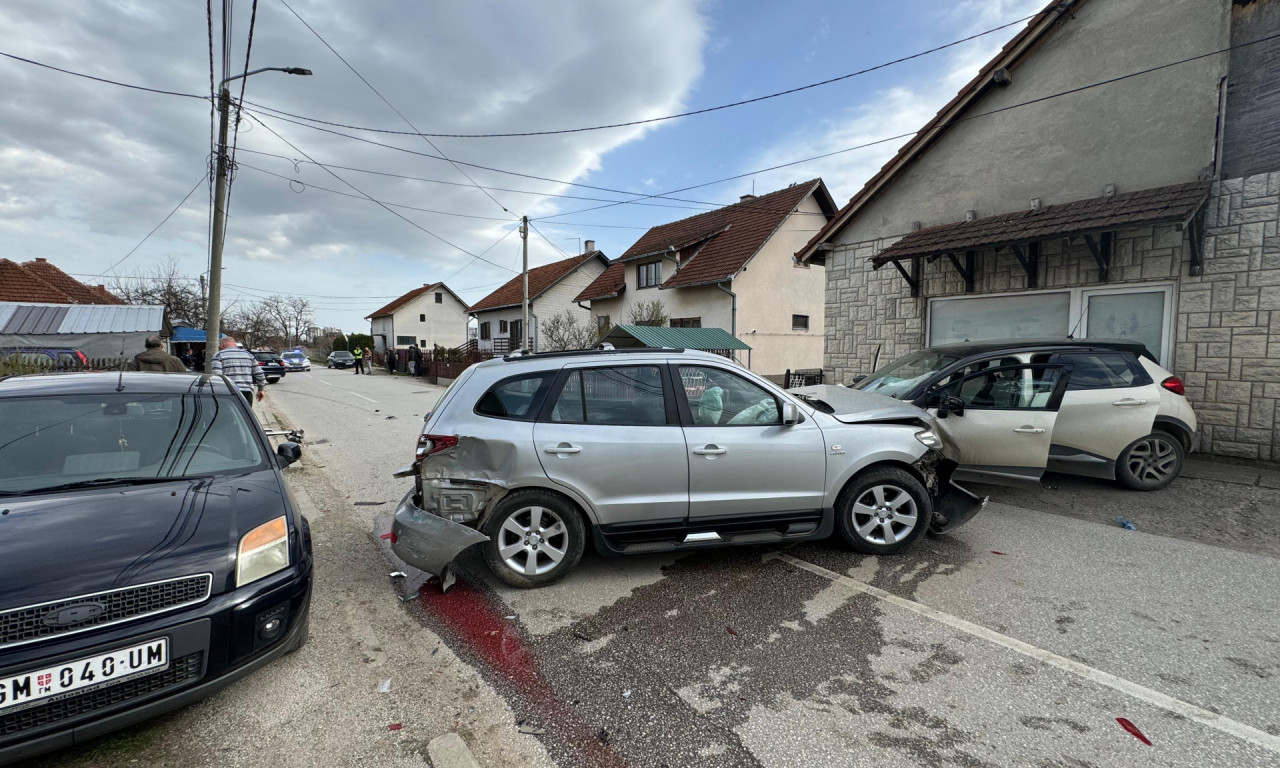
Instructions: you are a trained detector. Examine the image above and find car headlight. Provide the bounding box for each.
[915,429,942,450]
[236,516,290,587]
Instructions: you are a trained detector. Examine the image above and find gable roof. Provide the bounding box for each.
[602,324,751,351]
[21,259,124,304]
[797,0,1088,262]
[574,261,627,303]
[594,180,835,294]
[365,282,468,319]
[470,251,609,313]
[0,259,76,303]
[869,180,1211,265]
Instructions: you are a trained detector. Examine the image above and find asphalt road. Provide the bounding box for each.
[34,365,1279,767]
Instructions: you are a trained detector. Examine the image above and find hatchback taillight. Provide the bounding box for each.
[416,434,458,460]
[1161,376,1185,395]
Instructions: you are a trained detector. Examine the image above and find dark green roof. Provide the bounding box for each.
[603,324,750,351]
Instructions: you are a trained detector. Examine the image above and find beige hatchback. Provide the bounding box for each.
[852,339,1197,490]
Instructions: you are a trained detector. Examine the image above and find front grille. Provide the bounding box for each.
[0,651,204,738]
[0,575,212,648]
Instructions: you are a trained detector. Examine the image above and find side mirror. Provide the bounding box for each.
[937,396,966,419]
[277,441,302,467]
[781,401,801,426]
[848,375,866,386]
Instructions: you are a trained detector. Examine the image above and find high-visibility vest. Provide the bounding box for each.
[353,349,363,359]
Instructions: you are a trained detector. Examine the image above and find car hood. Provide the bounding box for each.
[789,384,933,425]
[0,472,286,610]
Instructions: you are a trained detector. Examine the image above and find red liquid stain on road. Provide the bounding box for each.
[416,579,627,767]
[1115,717,1152,745]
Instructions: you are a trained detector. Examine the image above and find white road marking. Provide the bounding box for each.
[315,378,332,387]
[351,391,377,403]
[770,552,1280,755]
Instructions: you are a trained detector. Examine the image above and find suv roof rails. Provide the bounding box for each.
[501,346,686,362]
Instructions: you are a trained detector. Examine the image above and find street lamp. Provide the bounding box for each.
[203,66,312,371]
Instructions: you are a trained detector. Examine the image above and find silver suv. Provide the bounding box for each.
[391,348,987,589]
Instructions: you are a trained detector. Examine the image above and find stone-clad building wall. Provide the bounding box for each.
[1179,172,1280,459]
[822,172,1280,460]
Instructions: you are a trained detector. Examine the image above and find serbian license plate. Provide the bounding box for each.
[0,638,169,714]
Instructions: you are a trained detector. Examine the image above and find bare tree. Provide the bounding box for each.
[110,257,206,327]
[540,312,598,351]
[223,300,276,349]
[627,299,669,327]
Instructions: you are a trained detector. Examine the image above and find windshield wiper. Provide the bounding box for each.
[12,476,200,495]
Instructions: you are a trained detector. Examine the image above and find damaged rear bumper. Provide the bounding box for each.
[390,489,489,587]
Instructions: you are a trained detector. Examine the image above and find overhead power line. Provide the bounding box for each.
[241,14,1036,139]
[534,30,1280,223]
[0,50,206,99]
[275,0,514,215]
[245,113,516,273]
[91,173,209,280]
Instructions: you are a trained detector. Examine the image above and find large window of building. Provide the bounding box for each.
[637,261,662,289]
[670,317,701,328]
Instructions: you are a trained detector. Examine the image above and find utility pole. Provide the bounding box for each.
[203,87,233,372]
[521,215,529,352]
[202,66,311,371]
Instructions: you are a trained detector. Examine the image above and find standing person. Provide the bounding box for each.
[386,347,396,374]
[211,336,266,406]
[363,346,373,374]
[127,336,187,372]
[409,344,422,378]
[352,346,364,375]
[179,345,196,370]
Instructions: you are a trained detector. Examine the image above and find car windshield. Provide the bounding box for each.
[283,353,304,360]
[855,350,963,399]
[332,351,354,359]
[0,392,267,494]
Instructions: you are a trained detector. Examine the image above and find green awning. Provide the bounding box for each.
[602,324,750,351]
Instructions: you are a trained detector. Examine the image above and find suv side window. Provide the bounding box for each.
[549,366,667,426]
[678,366,781,425]
[475,372,557,420]
[1055,352,1141,390]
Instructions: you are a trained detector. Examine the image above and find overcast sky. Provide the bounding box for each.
[0,0,1043,331]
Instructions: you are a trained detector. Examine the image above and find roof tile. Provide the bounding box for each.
[0,259,76,303]
[470,252,607,313]
[20,259,123,304]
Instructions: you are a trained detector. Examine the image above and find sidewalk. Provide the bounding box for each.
[1181,457,1280,489]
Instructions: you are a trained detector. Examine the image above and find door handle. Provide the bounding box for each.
[1112,399,1148,406]
[693,445,727,456]
[1012,426,1046,434]
[544,443,581,455]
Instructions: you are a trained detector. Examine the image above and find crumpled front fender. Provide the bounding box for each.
[390,489,489,590]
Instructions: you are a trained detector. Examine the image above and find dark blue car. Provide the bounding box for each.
[0,373,312,762]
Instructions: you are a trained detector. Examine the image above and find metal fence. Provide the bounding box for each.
[783,368,824,388]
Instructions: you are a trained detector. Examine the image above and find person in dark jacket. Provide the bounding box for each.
[127,336,186,372]
[408,344,422,377]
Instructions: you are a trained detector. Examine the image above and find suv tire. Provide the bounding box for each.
[835,467,932,555]
[1116,431,1183,491]
[482,490,585,588]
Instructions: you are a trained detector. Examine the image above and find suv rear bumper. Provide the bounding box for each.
[390,489,489,590]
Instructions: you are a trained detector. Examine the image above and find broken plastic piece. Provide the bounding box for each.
[991,551,1007,555]
[1116,718,1151,745]
[622,689,632,699]
[1116,517,1138,531]
[387,723,402,731]
[386,415,397,420]
[389,571,407,579]
[379,532,394,540]
[377,679,391,693]
[726,626,738,636]
[504,615,516,620]
[517,724,546,735]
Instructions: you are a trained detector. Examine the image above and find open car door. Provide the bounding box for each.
[920,363,1072,488]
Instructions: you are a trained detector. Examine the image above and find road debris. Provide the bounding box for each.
[1116,517,1138,531]
[356,501,388,506]
[377,679,391,693]
[991,551,1007,555]
[597,728,611,745]
[517,724,546,735]
[726,626,738,636]
[386,415,397,420]
[389,571,407,579]
[1116,717,1152,745]
[387,723,403,732]
[379,532,394,540]
[623,689,632,699]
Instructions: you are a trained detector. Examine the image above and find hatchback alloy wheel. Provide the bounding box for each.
[1117,431,1184,491]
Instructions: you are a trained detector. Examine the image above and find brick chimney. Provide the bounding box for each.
[584,239,595,253]
[739,194,756,202]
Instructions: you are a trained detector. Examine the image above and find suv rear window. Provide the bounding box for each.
[549,366,667,426]
[475,373,557,421]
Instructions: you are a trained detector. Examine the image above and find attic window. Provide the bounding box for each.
[638,261,662,289]
[435,293,443,304]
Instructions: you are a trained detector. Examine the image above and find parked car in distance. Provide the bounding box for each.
[390,347,986,591]
[850,338,1197,490]
[281,351,311,372]
[326,350,356,369]
[250,351,286,384]
[0,372,311,762]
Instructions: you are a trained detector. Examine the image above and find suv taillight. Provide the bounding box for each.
[416,434,458,460]
[1161,376,1185,395]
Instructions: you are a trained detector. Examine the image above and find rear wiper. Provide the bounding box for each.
[16,476,200,495]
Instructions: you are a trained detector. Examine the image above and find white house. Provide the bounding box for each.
[365,282,470,354]
[469,249,609,352]
[575,180,836,376]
